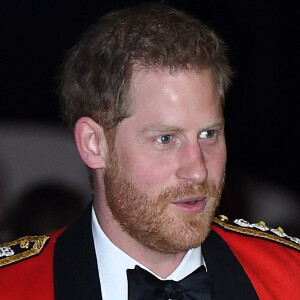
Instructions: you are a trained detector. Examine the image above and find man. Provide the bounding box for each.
[0,3,299,299]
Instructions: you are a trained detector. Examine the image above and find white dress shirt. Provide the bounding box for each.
[92,207,206,300]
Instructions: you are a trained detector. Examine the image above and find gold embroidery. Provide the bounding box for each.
[20,240,30,249]
[0,235,49,267]
[275,227,284,235]
[214,215,300,252]
[256,221,266,227]
[218,215,228,222]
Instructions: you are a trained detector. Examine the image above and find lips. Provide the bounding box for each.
[171,196,208,213]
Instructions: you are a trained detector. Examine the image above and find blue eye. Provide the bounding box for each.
[156,135,172,144]
[199,130,215,139]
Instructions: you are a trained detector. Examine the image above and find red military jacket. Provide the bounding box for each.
[213,216,300,299]
[0,214,299,299]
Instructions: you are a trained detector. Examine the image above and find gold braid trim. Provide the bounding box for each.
[0,235,49,267]
[214,215,300,252]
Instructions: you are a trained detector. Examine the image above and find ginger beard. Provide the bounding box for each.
[104,148,224,254]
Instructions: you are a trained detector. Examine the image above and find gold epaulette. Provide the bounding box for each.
[0,235,49,268]
[214,215,300,252]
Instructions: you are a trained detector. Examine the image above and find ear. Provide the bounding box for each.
[74,117,109,169]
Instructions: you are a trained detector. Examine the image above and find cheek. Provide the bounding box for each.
[118,148,175,192]
[206,144,227,180]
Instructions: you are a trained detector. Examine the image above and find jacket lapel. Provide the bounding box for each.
[53,203,102,300]
[53,203,258,300]
[202,229,259,299]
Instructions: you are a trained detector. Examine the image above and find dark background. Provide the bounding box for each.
[1,1,299,233]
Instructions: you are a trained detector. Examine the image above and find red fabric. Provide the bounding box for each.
[0,229,63,300]
[213,224,300,300]
[1,226,299,299]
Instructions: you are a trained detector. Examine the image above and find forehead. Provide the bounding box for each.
[128,67,220,114]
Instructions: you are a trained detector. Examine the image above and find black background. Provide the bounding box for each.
[1,1,299,222]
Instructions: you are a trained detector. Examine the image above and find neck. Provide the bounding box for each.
[93,193,187,278]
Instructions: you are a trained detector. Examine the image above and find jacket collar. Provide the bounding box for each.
[202,230,259,299]
[53,203,102,300]
[53,204,258,299]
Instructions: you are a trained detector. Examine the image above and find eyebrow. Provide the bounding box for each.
[141,124,183,133]
[203,118,225,129]
[140,118,225,134]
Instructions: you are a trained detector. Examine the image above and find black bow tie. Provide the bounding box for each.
[127,265,212,300]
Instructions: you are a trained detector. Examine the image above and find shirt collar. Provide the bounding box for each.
[91,207,205,300]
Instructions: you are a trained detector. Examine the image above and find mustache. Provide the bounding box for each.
[158,181,222,203]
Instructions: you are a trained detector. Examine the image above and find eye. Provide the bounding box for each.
[156,135,172,144]
[199,130,215,139]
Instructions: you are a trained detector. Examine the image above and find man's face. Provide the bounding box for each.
[105,68,226,253]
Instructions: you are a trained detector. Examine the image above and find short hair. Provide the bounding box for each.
[60,3,232,130]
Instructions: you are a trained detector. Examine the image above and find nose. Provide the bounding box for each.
[175,142,208,184]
